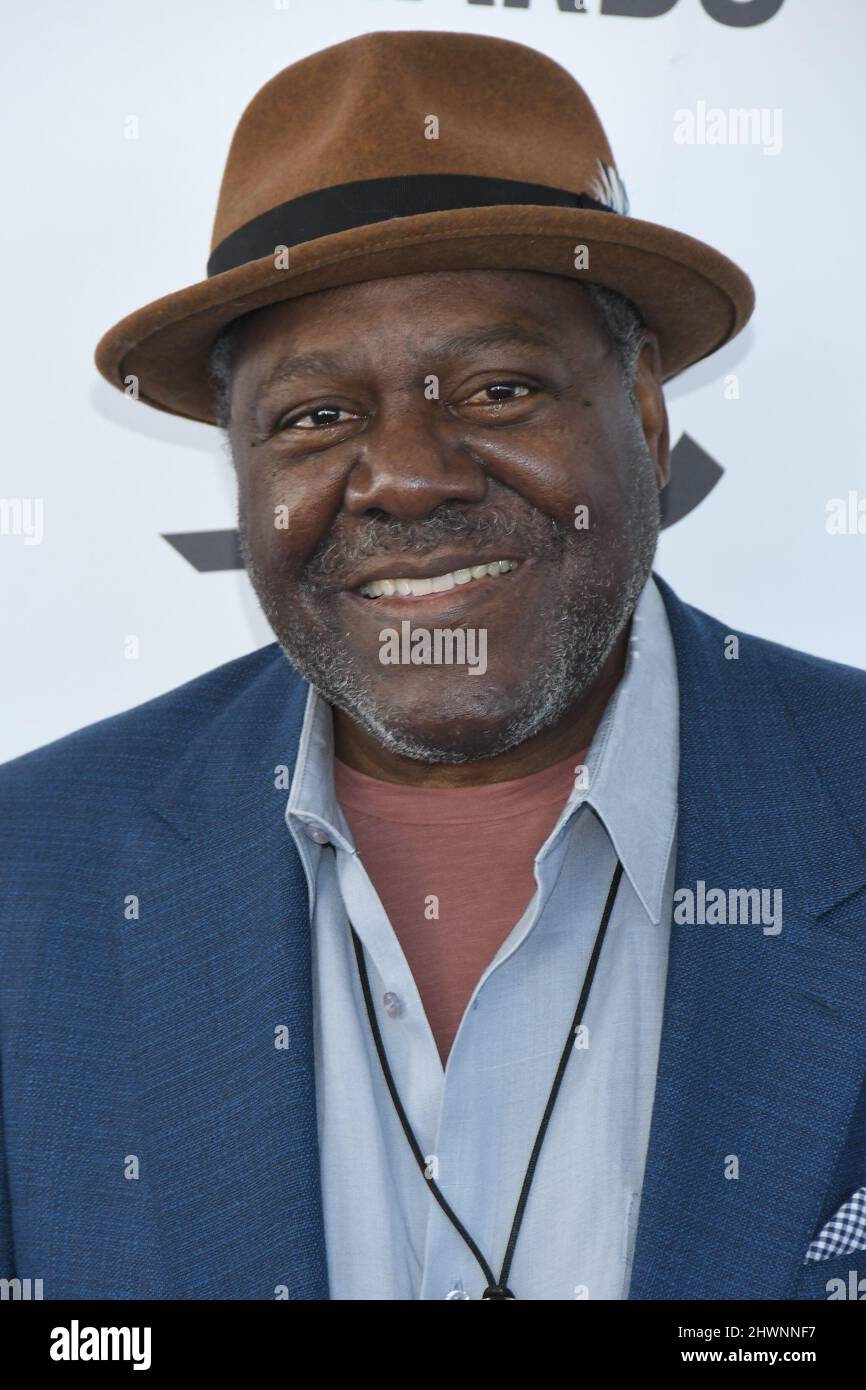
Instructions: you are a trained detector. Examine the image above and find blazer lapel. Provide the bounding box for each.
[118,648,329,1299]
[629,578,866,1299]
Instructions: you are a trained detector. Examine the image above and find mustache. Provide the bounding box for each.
[304,501,564,588]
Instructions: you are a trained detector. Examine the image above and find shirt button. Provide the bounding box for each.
[446,1280,471,1300]
[303,824,330,845]
[383,992,403,1019]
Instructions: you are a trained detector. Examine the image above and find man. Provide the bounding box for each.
[1,30,865,1302]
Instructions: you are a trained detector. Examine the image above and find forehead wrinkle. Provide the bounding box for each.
[429,321,562,363]
[260,321,560,388]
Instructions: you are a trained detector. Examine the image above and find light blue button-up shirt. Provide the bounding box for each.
[285,573,679,1300]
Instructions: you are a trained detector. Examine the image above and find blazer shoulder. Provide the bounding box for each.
[657,574,866,702]
[657,577,866,850]
[0,642,293,806]
[693,598,866,702]
[0,645,307,977]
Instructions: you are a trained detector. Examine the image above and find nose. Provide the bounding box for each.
[342,396,488,520]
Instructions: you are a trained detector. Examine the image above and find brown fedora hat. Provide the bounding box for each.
[95,29,754,426]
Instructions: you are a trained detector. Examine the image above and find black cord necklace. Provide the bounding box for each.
[350,857,624,1300]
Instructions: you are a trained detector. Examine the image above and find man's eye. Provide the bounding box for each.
[464,383,534,406]
[278,405,356,431]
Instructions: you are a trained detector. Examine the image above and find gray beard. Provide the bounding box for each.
[274,576,647,764]
[239,438,659,764]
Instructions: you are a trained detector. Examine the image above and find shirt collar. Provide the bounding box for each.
[574,573,679,923]
[285,674,352,851]
[286,573,679,922]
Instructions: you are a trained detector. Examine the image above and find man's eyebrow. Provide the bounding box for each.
[256,323,559,397]
[431,322,561,362]
[258,349,364,397]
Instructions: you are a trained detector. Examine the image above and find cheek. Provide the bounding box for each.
[551,410,644,526]
[239,462,343,575]
[474,422,625,530]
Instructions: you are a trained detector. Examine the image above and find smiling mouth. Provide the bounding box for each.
[354,558,521,600]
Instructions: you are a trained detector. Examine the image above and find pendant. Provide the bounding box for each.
[482,1285,516,1300]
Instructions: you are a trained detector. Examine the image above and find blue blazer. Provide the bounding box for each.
[1,575,865,1300]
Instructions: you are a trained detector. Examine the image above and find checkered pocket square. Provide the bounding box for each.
[805,1186,866,1262]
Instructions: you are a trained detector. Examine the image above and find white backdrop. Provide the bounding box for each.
[2,0,863,762]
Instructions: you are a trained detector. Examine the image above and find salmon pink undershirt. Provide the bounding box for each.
[333,746,588,1068]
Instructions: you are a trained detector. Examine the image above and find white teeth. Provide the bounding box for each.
[430,573,455,592]
[358,558,519,598]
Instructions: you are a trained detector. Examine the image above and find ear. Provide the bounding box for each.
[633,332,670,491]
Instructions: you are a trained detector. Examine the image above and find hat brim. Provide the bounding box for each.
[95,204,754,425]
